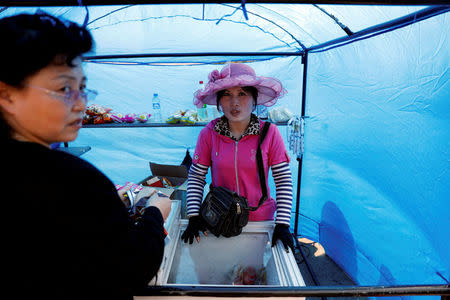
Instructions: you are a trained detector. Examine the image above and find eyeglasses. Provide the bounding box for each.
[26,85,98,104]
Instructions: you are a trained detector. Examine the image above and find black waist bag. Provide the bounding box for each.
[200,122,271,238]
[201,186,249,238]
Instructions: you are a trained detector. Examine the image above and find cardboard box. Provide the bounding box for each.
[138,162,188,218]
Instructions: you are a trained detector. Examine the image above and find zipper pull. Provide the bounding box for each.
[236,203,241,214]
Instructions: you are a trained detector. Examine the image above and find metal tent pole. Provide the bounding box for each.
[294,51,308,238]
[138,284,450,297]
[83,51,303,60]
[293,51,324,293]
[308,5,450,53]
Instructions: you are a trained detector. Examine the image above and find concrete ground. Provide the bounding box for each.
[294,237,367,300]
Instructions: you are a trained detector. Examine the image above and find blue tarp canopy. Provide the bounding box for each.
[2,1,449,293]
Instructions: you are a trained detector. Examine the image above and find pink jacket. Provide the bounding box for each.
[192,119,290,221]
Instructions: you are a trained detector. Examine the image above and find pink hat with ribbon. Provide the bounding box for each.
[193,63,286,108]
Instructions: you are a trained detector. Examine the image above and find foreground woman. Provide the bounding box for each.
[1,13,170,299]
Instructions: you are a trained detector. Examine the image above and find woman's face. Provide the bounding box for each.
[219,86,254,124]
[1,57,87,147]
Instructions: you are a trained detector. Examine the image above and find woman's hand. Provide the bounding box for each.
[148,192,172,221]
[117,185,132,208]
[271,224,295,253]
[181,215,208,244]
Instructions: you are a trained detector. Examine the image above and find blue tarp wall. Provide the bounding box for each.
[3,3,449,292]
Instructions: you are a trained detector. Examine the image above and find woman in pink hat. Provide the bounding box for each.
[181,63,295,252]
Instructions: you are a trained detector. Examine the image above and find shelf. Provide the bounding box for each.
[82,121,287,128]
[57,146,91,156]
[83,122,208,128]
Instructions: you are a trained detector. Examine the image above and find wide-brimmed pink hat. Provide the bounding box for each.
[193,63,286,108]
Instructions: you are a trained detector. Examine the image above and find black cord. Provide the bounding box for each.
[300,243,311,258]
[295,237,326,300]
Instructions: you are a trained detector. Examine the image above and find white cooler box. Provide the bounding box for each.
[150,201,305,288]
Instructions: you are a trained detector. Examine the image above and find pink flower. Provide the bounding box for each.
[208,69,220,83]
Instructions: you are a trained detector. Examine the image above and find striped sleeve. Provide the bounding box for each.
[271,161,293,225]
[186,163,209,217]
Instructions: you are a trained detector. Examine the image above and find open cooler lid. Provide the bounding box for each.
[156,220,305,287]
[150,162,188,178]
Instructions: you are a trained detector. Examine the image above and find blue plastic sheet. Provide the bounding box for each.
[2,4,448,295]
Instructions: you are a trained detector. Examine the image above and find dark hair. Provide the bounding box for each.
[0,12,93,140]
[216,86,259,112]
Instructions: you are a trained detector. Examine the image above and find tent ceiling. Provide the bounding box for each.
[1,3,442,62]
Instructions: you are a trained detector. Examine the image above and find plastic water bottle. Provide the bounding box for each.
[152,93,162,122]
[197,81,208,121]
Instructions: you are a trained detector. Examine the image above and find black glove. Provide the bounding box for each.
[181,215,208,244]
[271,224,295,253]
